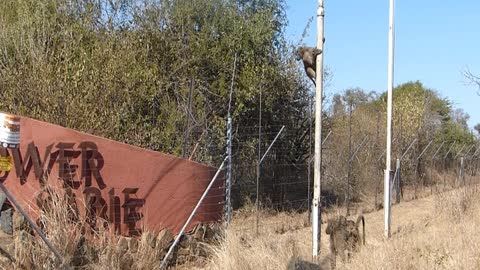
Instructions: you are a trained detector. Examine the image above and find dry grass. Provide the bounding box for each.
[6,184,163,270]
[204,185,480,270]
[204,208,331,270]
[7,181,480,270]
[342,187,480,270]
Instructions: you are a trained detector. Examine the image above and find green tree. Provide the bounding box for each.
[0,0,308,162]
[1,0,319,207]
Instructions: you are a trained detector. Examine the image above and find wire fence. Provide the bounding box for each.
[224,120,480,236]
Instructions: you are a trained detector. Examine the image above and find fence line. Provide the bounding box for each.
[224,121,480,239]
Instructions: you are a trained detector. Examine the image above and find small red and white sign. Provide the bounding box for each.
[0,112,20,149]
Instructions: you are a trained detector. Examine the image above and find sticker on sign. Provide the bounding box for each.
[0,156,12,171]
[0,112,20,149]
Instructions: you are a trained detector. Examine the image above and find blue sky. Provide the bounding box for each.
[284,0,480,129]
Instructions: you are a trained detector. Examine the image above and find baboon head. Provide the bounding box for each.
[296,47,305,61]
[326,216,347,235]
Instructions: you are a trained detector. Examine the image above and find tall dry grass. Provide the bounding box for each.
[7,185,164,270]
[342,187,480,270]
[7,183,480,270]
[207,229,314,270]
[205,186,480,270]
[205,209,324,270]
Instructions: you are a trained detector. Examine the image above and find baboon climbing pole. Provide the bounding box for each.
[312,0,325,260]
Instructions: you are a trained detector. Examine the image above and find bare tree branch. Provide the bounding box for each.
[464,68,480,96]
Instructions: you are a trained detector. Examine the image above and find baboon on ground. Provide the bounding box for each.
[296,46,323,86]
[286,257,322,270]
[325,215,365,269]
[345,215,365,251]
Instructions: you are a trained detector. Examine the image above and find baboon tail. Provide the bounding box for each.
[356,215,365,245]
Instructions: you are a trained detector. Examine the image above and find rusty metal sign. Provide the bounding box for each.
[1,116,224,236]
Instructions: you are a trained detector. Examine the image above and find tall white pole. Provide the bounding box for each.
[384,0,395,238]
[312,0,325,259]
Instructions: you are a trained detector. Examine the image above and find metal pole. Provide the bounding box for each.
[377,137,398,162]
[225,117,232,228]
[417,140,433,161]
[471,146,480,159]
[374,111,381,209]
[416,140,433,193]
[430,159,435,194]
[468,147,479,179]
[259,126,285,164]
[463,144,475,158]
[0,183,63,263]
[308,130,332,165]
[323,130,332,146]
[430,141,445,192]
[225,52,237,230]
[255,88,262,234]
[454,143,466,159]
[255,161,260,234]
[345,135,369,214]
[414,150,419,198]
[384,0,395,238]
[308,98,313,224]
[443,142,456,189]
[346,102,353,216]
[463,145,474,179]
[432,141,445,160]
[183,77,194,158]
[400,138,417,161]
[460,157,465,186]
[349,136,369,163]
[313,0,325,259]
[255,125,285,233]
[160,157,227,270]
[227,53,237,117]
[444,142,456,159]
[394,158,401,203]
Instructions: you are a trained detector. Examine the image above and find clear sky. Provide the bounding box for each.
[284,0,480,129]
